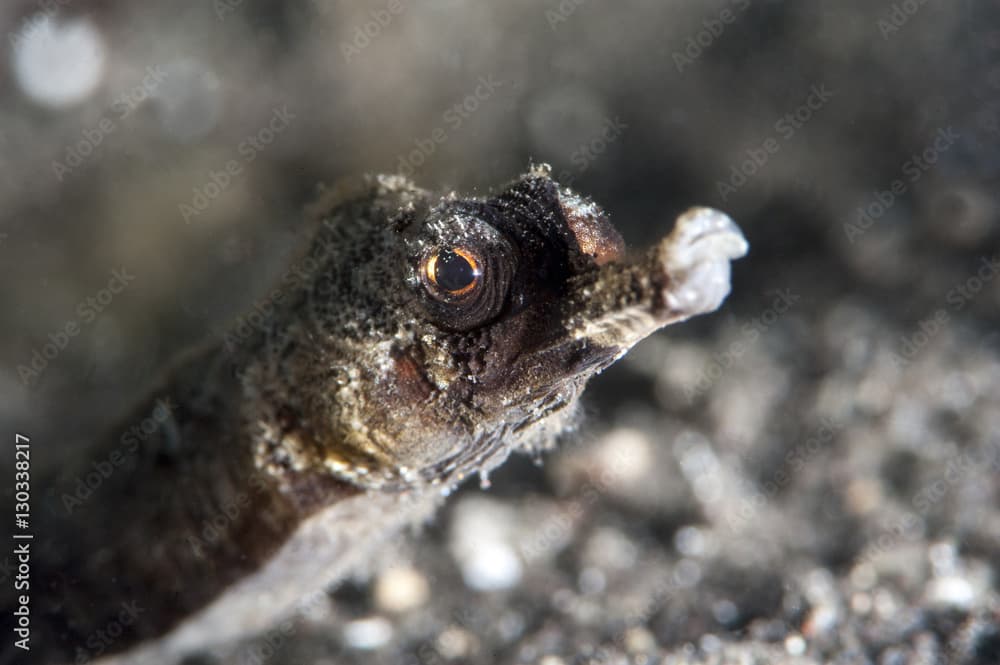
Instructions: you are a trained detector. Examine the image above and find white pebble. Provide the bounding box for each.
[785,634,807,656]
[926,576,975,610]
[342,616,393,650]
[624,626,656,653]
[449,497,523,591]
[595,427,653,485]
[12,15,105,109]
[804,603,840,637]
[436,626,476,659]
[460,541,522,591]
[374,565,430,612]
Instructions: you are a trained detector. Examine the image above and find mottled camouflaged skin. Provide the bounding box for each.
[245,170,620,493]
[7,168,746,665]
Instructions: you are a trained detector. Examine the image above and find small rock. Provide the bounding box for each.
[374,565,430,613]
[925,575,976,610]
[784,634,806,656]
[624,626,656,654]
[342,616,393,650]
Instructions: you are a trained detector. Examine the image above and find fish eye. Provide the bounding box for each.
[423,247,482,298]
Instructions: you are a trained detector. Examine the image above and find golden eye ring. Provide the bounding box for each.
[423,247,482,298]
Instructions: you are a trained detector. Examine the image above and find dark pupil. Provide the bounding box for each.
[435,249,477,292]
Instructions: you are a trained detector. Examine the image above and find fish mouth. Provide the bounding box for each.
[656,207,750,316]
[566,207,749,353]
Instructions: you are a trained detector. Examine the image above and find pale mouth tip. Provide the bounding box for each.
[659,207,749,315]
[669,207,749,262]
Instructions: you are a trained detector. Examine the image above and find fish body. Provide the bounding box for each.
[8,167,747,664]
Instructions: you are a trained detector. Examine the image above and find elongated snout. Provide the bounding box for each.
[566,207,748,353]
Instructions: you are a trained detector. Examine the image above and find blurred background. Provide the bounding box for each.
[3,1,1000,663]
